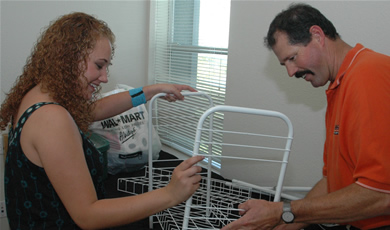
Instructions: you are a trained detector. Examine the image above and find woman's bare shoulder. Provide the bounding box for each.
[20,103,81,167]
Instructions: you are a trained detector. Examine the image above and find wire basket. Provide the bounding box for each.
[117,92,294,230]
[118,166,274,230]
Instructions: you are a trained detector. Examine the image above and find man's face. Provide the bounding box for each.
[271,31,330,88]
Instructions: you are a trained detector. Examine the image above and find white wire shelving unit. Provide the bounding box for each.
[117,92,295,230]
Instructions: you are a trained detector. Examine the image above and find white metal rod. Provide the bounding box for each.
[148,92,213,230]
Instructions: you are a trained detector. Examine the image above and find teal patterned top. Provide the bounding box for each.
[4,102,106,229]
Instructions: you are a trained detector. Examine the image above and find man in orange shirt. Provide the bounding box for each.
[222,3,390,230]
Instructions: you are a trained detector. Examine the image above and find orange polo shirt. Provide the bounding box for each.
[323,44,390,229]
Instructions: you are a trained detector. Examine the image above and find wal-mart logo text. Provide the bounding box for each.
[100,111,145,129]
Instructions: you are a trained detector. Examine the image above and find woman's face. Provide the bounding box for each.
[83,37,112,99]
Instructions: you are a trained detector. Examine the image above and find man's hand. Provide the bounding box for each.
[221,200,283,230]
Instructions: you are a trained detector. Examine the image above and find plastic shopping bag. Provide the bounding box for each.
[89,84,161,174]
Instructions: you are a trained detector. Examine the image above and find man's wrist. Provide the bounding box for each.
[281,201,295,224]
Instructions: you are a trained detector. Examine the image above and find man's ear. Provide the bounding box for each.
[309,25,326,45]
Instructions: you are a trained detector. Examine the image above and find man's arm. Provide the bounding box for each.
[221,178,328,230]
[292,182,390,224]
[274,177,328,230]
[222,177,390,230]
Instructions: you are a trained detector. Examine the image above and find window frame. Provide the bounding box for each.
[148,0,230,168]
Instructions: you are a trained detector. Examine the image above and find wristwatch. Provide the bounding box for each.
[281,202,295,224]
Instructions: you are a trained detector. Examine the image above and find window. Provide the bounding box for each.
[149,0,230,167]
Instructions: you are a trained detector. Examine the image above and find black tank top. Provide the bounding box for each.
[5,102,106,229]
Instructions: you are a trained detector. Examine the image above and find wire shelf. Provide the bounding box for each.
[118,166,274,230]
[117,92,294,229]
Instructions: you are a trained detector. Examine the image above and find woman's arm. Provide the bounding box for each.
[93,84,197,121]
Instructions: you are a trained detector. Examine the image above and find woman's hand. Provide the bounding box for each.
[164,155,204,205]
[143,84,197,102]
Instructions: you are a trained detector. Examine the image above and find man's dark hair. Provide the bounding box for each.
[264,3,339,49]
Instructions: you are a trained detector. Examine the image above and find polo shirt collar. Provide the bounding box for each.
[327,43,366,90]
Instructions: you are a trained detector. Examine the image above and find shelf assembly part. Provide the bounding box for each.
[117,92,294,230]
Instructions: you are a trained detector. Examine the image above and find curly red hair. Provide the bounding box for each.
[0,12,115,132]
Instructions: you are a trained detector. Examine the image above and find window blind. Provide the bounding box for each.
[149,0,230,167]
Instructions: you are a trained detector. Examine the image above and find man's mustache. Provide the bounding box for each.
[295,70,314,79]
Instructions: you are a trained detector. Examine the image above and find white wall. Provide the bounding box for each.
[1,0,150,97]
[0,1,150,229]
[222,0,390,188]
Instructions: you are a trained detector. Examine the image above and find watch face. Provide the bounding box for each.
[282,211,294,223]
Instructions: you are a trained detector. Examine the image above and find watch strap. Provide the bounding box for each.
[283,201,291,212]
[282,201,295,224]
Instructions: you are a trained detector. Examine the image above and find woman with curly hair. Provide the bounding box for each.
[1,12,203,229]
